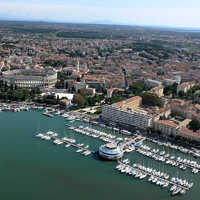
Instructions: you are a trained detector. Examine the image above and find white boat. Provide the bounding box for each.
[76,149,83,153]
[172,187,181,196]
[65,144,71,148]
[170,185,177,192]
[35,133,43,138]
[180,189,186,194]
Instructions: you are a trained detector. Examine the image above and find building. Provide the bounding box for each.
[75,81,88,92]
[153,118,197,141]
[2,69,57,89]
[170,99,199,120]
[144,79,162,89]
[178,127,200,142]
[177,82,195,94]
[115,96,142,110]
[154,107,171,121]
[98,143,123,160]
[153,120,179,136]
[150,86,164,97]
[101,96,153,130]
[163,79,177,86]
[174,75,181,84]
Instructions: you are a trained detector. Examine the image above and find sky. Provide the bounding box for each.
[0,0,200,27]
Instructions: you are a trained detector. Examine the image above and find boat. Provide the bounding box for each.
[170,185,177,192]
[76,149,83,153]
[65,144,71,148]
[180,189,186,194]
[172,187,181,196]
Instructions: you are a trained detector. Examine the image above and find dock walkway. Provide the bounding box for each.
[118,161,190,191]
[137,147,200,171]
[49,135,95,153]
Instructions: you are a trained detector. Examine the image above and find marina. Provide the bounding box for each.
[117,160,193,195]
[148,138,200,158]
[136,144,200,173]
[0,109,199,199]
[35,131,94,156]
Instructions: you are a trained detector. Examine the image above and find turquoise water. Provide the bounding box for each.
[0,110,199,200]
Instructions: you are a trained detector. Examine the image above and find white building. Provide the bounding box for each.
[145,79,162,89]
[163,79,177,86]
[75,81,88,92]
[177,82,195,94]
[153,120,179,136]
[101,104,153,130]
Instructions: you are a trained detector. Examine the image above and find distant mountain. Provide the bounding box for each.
[88,19,124,25]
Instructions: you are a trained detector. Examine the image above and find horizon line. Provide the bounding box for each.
[1,18,200,30]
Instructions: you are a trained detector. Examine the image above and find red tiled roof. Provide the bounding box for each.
[179,127,200,137]
[155,107,170,115]
[195,104,200,110]
[155,120,179,128]
[187,110,198,117]
[116,96,142,107]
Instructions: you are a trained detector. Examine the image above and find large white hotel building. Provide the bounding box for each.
[101,96,153,130]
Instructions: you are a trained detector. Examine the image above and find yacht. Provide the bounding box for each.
[65,144,71,148]
[180,189,186,194]
[172,187,181,196]
[76,149,83,153]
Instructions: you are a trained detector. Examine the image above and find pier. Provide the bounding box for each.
[36,132,95,155]
[118,161,191,191]
[60,139,95,154]
[137,146,200,173]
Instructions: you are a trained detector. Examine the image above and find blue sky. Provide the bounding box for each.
[0,0,200,27]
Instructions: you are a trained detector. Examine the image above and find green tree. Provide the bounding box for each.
[141,92,163,107]
[128,82,145,95]
[72,93,86,108]
[188,119,200,132]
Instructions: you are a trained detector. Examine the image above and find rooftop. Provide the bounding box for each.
[155,120,179,128]
[115,96,142,108]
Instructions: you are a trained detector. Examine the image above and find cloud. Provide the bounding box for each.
[0,2,200,27]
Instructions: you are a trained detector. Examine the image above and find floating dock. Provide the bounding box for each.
[118,161,191,191]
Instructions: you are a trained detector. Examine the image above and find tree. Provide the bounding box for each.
[178,91,185,98]
[128,82,145,95]
[188,119,200,132]
[72,93,86,108]
[141,92,163,107]
[164,83,178,96]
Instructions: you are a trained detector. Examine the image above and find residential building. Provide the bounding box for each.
[153,120,179,136]
[75,81,88,92]
[144,79,162,89]
[163,79,177,86]
[178,127,200,142]
[177,81,195,94]
[150,86,164,97]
